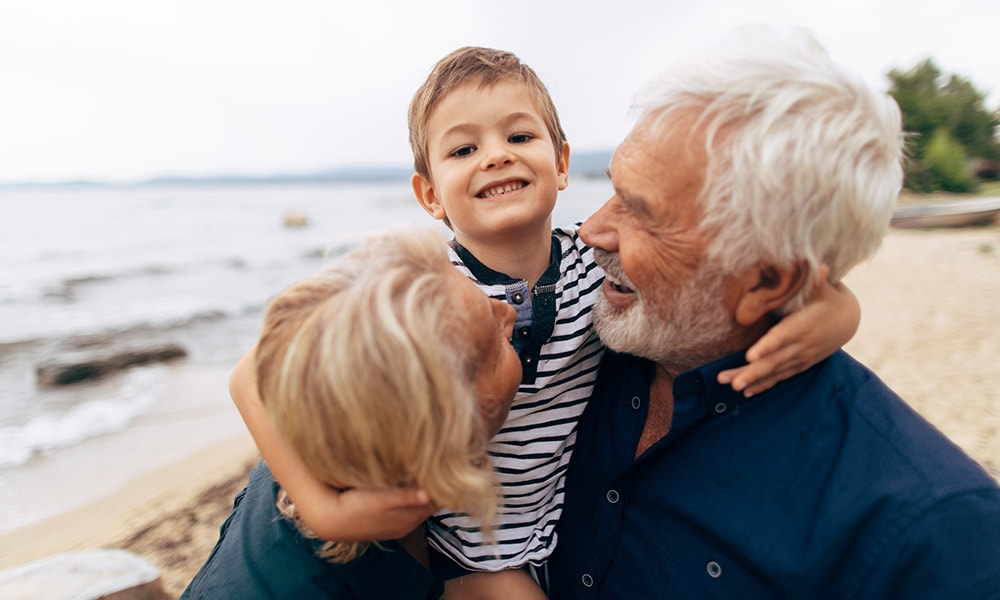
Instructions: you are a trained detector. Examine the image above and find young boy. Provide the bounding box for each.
[233,47,860,596]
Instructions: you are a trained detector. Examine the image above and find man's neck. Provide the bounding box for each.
[455,222,553,289]
[635,365,676,458]
[634,332,770,458]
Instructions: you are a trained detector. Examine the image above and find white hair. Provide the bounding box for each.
[632,26,905,312]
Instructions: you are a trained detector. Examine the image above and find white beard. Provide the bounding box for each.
[593,250,736,371]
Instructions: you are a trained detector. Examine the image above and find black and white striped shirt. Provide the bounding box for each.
[427,226,606,571]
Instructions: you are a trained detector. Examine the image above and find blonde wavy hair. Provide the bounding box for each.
[255,227,497,562]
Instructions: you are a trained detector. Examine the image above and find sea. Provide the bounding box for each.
[0,178,612,536]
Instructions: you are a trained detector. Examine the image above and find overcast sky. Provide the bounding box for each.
[2,0,997,184]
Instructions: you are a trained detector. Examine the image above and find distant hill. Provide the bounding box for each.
[0,149,613,189]
[570,150,613,178]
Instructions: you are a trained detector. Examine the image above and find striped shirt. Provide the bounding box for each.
[427,226,606,571]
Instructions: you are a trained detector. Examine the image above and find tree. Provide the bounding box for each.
[924,128,975,192]
[887,59,999,190]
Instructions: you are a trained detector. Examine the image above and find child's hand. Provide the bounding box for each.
[292,488,438,542]
[293,484,437,542]
[717,265,860,397]
[230,347,436,542]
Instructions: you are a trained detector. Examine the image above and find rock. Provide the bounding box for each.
[0,549,170,599]
[36,343,187,387]
[283,210,309,228]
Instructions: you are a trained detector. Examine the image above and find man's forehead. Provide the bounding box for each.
[609,113,708,218]
[607,119,672,192]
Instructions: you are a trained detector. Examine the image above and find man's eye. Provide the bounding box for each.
[451,146,475,157]
[509,133,532,144]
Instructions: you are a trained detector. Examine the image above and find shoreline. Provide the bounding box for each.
[0,363,248,538]
[1,224,997,597]
[0,435,259,596]
[0,435,258,566]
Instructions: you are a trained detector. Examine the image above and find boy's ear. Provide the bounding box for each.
[411,173,447,221]
[731,262,808,326]
[557,141,570,191]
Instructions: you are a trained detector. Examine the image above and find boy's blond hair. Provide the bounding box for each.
[408,46,567,179]
[255,227,497,562]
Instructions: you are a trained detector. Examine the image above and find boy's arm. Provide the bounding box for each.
[231,347,436,541]
[717,268,860,397]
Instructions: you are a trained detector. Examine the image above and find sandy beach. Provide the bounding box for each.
[1,223,998,598]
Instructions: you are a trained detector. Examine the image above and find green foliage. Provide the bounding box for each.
[924,129,977,192]
[888,59,999,191]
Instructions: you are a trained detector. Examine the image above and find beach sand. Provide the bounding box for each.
[1,223,998,598]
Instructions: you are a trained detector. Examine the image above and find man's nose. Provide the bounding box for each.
[580,198,619,251]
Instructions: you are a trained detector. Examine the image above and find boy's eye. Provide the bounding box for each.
[451,146,475,158]
[509,133,532,144]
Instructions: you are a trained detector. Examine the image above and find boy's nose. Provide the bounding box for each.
[481,145,515,170]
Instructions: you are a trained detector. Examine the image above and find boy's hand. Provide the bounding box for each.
[291,484,437,542]
[717,265,860,397]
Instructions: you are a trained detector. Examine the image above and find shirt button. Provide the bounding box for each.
[707,561,722,578]
[606,489,620,504]
[581,573,594,587]
[523,355,533,365]
[714,402,727,414]
[631,396,641,410]
[511,291,525,304]
[518,327,531,339]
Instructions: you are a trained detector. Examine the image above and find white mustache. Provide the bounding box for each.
[593,248,637,292]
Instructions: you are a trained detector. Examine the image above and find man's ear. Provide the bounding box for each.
[411,173,447,221]
[557,141,570,191]
[732,263,809,326]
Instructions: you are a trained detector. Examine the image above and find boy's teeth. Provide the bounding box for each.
[480,182,524,198]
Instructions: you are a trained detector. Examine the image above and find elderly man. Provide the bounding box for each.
[547,28,1000,599]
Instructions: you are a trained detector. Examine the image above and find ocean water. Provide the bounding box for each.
[0,178,611,533]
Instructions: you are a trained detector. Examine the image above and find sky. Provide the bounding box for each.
[1,0,997,184]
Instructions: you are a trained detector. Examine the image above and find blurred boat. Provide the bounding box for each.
[890,197,1000,229]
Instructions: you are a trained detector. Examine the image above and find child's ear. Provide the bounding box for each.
[557,141,570,191]
[411,173,447,221]
[732,263,808,326]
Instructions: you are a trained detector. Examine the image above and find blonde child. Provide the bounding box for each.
[233,47,861,597]
[183,227,526,598]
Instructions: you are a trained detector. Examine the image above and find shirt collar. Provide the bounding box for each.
[669,352,752,438]
[451,237,562,289]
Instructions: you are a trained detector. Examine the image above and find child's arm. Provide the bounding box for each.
[717,268,861,397]
[442,569,547,600]
[231,347,436,541]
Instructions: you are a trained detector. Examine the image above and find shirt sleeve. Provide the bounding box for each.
[860,488,1000,599]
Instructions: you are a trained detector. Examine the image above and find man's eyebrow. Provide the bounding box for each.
[604,165,649,215]
[609,175,651,217]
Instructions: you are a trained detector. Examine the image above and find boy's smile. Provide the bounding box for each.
[476,179,526,199]
[412,80,569,255]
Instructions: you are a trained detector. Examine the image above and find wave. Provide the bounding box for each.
[0,303,260,348]
[0,368,165,469]
[1,257,262,306]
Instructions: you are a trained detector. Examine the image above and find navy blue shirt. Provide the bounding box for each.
[182,463,443,599]
[548,350,1000,599]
